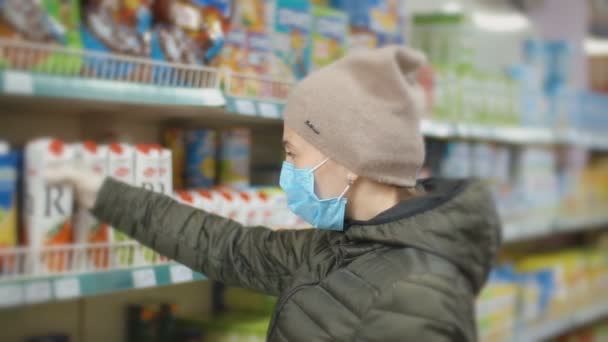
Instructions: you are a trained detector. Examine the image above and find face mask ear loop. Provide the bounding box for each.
[311,157,330,172]
[338,184,351,200]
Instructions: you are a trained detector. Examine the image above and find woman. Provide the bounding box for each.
[49,46,501,341]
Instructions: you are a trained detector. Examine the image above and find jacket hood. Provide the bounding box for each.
[345,178,502,294]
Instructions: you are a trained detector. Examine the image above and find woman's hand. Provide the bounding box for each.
[44,162,105,210]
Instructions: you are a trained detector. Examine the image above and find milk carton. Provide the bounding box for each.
[107,142,135,266]
[175,190,202,209]
[24,139,75,273]
[73,141,109,269]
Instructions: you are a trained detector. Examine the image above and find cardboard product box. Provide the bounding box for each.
[24,138,75,273]
[185,129,217,189]
[163,128,185,191]
[80,0,154,78]
[106,142,138,266]
[272,0,311,81]
[219,129,250,190]
[0,0,83,72]
[309,6,348,73]
[151,0,232,67]
[0,144,17,250]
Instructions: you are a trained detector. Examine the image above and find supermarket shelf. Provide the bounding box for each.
[0,39,224,107]
[223,72,291,119]
[503,215,608,243]
[521,302,608,342]
[0,242,205,309]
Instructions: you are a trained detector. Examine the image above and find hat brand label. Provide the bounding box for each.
[305,120,320,135]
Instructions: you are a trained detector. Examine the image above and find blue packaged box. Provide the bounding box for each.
[0,148,18,248]
[273,0,312,80]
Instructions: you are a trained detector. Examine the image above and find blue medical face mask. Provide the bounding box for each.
[279,158,351,231]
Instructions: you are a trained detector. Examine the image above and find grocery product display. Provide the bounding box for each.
[0,1,607,342]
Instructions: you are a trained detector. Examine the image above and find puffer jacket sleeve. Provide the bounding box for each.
[91,178,335,296]
[354,279,475,342]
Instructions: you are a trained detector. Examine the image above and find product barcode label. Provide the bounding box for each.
[54,278,81,299]
[235,99,257,115]
[25,281,52,304]
[132,268,157,289]
[0,284,23,307]
[4,71,34,95]
[258,103,279,118]
[170,264,193,284]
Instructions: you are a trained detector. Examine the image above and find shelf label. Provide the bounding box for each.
[235,99,257,116]
[132,268,157,289]
[200,89,226,106]
[54,278,81,299]
[4,71,34,95]
[0,284,24,307]
[258,103,279,118]
[25,281,52,304]
[170,264,193,284]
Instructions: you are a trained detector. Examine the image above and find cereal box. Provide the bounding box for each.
[0,0,83,72]
[151,0,232,66]
[232,0,267,31]
[0,144,17,249]
[219,129,250,190]
[309,6,348,72]
[185,129,217,188]
[24,138,75,272]
[272,0,311,80]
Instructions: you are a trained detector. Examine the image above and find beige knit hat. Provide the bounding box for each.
[283,45,427,187]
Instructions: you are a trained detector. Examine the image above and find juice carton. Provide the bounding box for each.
[185,129,217,188]
[0,145,17,250]
[0,0,83,73]
[194,189,221,214]
[80,0,154,77]
[163,129,185,190]
[107,142,138,266]
[219,129,250,190]
[134,144,162,264]
[272,0,312,81]
[158,148,173,196]
[73,141,110,268]
[309,6,348,73]
[151,0,231,67]
[24,138,75,273]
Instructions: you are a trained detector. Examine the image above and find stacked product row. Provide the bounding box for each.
[477,235,608,342]
[424,140,608,235]
[0,0,406,88]
[0,135,302,277]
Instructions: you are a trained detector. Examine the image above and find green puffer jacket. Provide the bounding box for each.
[92,178,501,342]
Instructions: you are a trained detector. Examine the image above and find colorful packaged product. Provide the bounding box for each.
[163,129,185,190]
[81,0,154,77]
[232,0,267,31]
[309,6,348,72]
[272,0,311,80]
[24,138,75,272]
[185,129,217,188]
[219,129,250,190]
[0,0,83,72]
[0,144,17,249]
[151,0,232,66]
